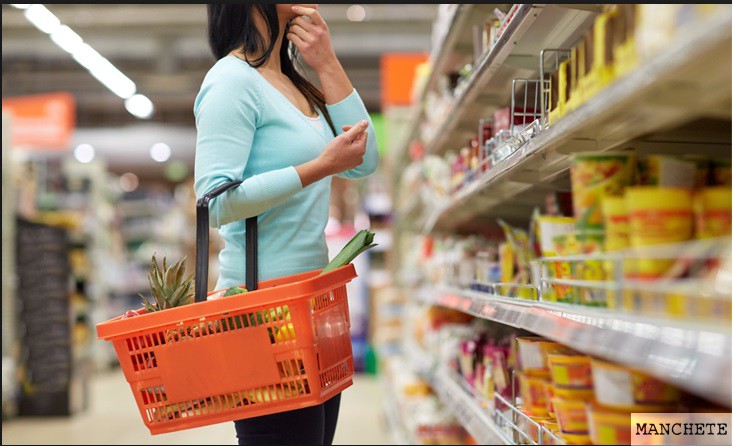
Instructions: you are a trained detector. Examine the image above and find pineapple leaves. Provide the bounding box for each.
[140,254,195,313]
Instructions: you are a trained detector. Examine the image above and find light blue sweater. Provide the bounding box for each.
[194,56,379,289]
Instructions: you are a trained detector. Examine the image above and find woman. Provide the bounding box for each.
[194,4,378,445]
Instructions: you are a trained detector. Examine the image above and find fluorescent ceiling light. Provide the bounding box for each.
[74,143,95,163]
[11,4,31,9]
[20,4,153,119]
[125,94,155,120]
[89,59,137,99]
[150,142,171,162]
[50,25,84,54]
[24,4,60,34]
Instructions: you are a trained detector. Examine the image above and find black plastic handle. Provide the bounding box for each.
[195,180,258,303]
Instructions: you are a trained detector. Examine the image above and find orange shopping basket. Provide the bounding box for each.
[97,181,356,435]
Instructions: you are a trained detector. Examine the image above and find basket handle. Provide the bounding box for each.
[195,180,258,303]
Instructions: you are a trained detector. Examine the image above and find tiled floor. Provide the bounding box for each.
[2,369,390,445]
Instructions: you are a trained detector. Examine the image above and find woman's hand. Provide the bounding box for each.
[295,120,368,187]
[318,120,369,175]
[286,5,338,72]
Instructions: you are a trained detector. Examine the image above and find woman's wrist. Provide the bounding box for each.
[295,156,331,188]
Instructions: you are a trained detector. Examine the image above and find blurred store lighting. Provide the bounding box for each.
[73,143,95,164]
[119,172,139,192]
[149,142,171,163]
[16,3,154,118]
[10,4,31,9]
[50,25,83,53]
[23,4,60,34]
[126,94,155,119]
[346,5,367,22]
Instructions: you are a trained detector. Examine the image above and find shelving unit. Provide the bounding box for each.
[404,338,510,445]
[420,9,731,232]
[390,4,732,444]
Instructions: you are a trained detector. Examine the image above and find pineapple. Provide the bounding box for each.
[139,254,195,313]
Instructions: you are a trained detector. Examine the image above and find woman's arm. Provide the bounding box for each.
[287,6,379,178]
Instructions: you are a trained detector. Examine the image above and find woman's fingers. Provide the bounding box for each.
[288,24,313,42]
[291,16,314,32]
[292,5,326,26]
[286,32,306,48]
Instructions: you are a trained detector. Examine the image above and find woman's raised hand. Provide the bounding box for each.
[318,120,369,176]
[286,5,338,71]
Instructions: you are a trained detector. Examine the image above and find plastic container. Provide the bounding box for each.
[97,181,356,435]
[693,187,732,239]
[590,358,680,410]
[552,397,589,433]
[587,404,631,445]
[571,152,636,230]
[625,187,693,278]
[601,196,629,252]
[547,353,593,388]
[516,337,573,374]
[519,372,550,417]
[554,386,595,402]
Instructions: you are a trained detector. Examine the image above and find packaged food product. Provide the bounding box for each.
[575,230,607,306]
[499,242,515,283]
[590,358,680,410]
[547,353,593,388]
[601,196,629,252]
[640,155,697,188]
[519,372,551,417]
[516,337,573,374]
[693,187,732,238]
[625,187,693,278]
[536,216,576,257]
[519,408,551,444]
[553,386,595,402]
[549,234,580,303]
[552,397,589,433]
[586,404,631,445]
[542,418,560,434]
[571,152,636,229]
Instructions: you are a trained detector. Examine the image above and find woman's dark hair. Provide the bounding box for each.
[207,4,335,135]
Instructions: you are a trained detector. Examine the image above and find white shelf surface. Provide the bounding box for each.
[415,286,732,406]
[418,10,731,232]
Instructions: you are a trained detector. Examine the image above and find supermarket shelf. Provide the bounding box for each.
[423,4,598,156]
[415,286,732,406]
[422,11,732,233]
[404,340,510,445]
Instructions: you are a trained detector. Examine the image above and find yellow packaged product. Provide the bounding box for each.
[547,353,593,388]
[516,336,573,374]
[560,431,593,445]
[694,187,732,239]
[590,358,680,410]
[625,187,693,278]
[499,242,515,283]
[571,152,636,230]
[576,230,606,307]
[587,404,631,446]
[519,372,551,417]
[536,216,576,302]
[550,234,580,303]
[552,397,589,433]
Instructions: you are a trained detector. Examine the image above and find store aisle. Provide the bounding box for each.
[2,369,389,445]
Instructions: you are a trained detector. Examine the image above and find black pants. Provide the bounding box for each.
[234,393,341,445]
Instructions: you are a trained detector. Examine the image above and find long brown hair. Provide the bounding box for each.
[207,4,336,135]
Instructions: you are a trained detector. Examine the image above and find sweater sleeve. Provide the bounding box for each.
[193,71,303,228]
[326,89,380,179]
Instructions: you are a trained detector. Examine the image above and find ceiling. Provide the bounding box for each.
[2,4,436,177]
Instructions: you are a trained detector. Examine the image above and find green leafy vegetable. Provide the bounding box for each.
[320,229,377,275]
